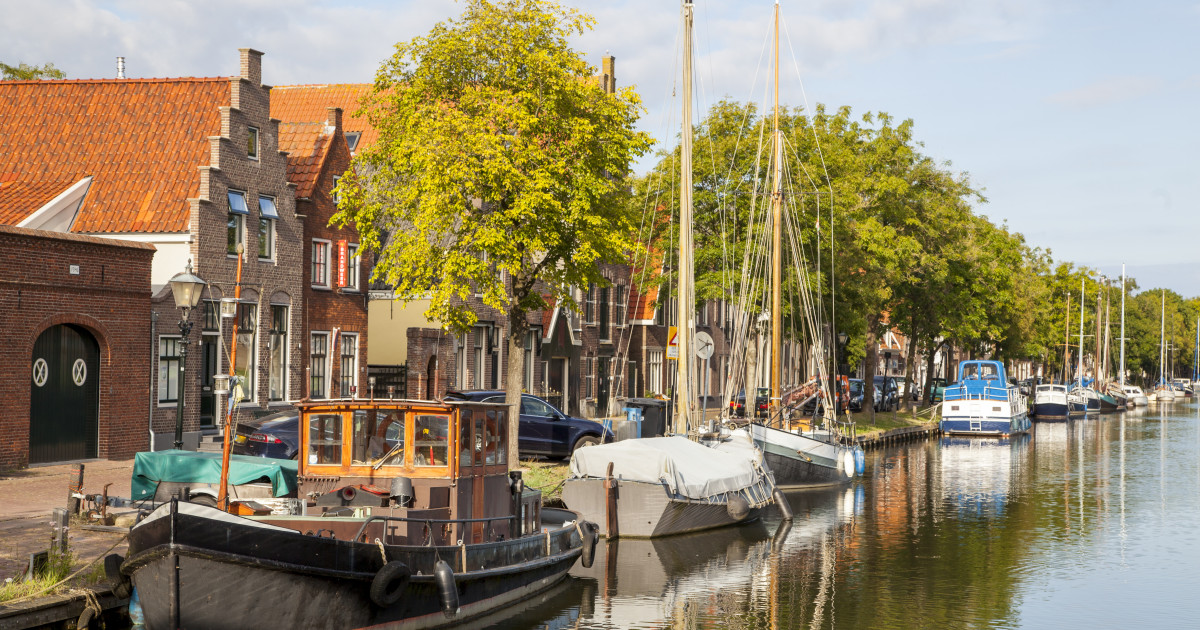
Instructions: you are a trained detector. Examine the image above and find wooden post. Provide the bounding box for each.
[51,507,69,554]
[603,462,618,540]
[66,463,84,515]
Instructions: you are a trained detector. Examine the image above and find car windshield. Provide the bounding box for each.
[849,380,863,394]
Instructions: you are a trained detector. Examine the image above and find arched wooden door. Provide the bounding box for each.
[30,324,100,463]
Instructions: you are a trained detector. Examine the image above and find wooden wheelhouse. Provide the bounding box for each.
[296,398,535,544]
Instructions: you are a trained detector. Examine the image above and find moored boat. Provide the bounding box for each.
[1031,384,1070,421]
[1116,384,1149,406]
[1072,386,1101,414]
[940,360,1030,436]
[118,398,594,630]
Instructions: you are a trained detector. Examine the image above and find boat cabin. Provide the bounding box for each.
[294,399,537,545]
[945,360,1012,401]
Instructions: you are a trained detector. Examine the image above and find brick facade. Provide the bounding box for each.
[0,226,154,469]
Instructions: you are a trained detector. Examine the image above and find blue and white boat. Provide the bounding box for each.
[1031,383,1071,421]
[940,360,1030,436]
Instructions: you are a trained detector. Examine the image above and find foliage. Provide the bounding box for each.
[1,61,64,80]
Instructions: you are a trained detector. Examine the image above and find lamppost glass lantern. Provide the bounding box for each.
[168,260,207,450]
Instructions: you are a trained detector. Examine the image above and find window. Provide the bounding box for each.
[202,300,219,332]
[353,409,405,466]
[268,305,288,401]
[584,284,596,324]
[310,332,328,399]
[247,126,259,159]
[307,413,341,465]
[454,334,467,388]
[235,303,257,399]
[473,326,486,389]
[340,333,359,397]
[332,175,341,204]
[344,132,361,153]
[615,284,627,328]
[583,356,594,399]
[344,243,359,291]
[158,336,181,403]
[414,414,450,466]
[598,286,610,341]
[697,301,709,327]
[648,349,664,395]
[258,196,277,260]
[311,239,331,288]
[523,327,541,391]
[227,191,248,255]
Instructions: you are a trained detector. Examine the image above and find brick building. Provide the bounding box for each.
[0,226,154,468]
[0,49,306,451]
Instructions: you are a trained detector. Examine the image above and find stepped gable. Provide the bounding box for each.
[0,77,229,233]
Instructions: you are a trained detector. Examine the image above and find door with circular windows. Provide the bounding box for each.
[30,324,100,463]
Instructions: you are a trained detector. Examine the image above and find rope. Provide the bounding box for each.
[70,587,102,617]
[3,533,128,605]
[374,538,387,563]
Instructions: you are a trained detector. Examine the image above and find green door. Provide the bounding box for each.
[29,325,100,463]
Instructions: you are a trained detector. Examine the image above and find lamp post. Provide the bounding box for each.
[169,260,207,450]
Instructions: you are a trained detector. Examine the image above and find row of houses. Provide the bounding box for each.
[0,49,815,469]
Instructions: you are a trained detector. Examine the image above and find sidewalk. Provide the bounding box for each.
[0,460,136,580]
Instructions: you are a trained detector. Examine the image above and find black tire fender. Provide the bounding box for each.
[76,607,96,629]
[580,521,599,568]
[105,553,132,598]
[369,561,411,608]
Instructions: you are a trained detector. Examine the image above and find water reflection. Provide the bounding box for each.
[505,408,1200,629]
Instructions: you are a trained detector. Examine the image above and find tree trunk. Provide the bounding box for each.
[924,340,940,405]
[505,305,529,471]
[902,323,919,412]
[864,314,880,424]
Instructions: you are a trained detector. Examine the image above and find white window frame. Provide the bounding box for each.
[268,304,289,402]
[247,126,259,159]
[345,243,360,291]
[647,350,664,395]
[234,302,258,403]
[340,333,359,397]
[311,239,332,289]
[473,326,486,389]
[310,331,329,399]
[258,195,277,261]
[227,190,248,257]
[158,335,181,406]
[332,175,342,204]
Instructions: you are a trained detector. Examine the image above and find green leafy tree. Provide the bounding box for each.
[334,0,651,466]
[1,61,64,80]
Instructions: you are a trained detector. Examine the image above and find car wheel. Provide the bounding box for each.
[571,435,600,456]
[187,494,218,508]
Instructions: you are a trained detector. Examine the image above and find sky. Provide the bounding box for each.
[4,0,1198,295]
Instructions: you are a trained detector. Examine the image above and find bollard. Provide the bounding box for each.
[67,463,85,515]
[603,462,619,539]
[52,507,70,554]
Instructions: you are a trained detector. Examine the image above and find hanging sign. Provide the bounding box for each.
[337,240,348,288]
[667,326,679,360]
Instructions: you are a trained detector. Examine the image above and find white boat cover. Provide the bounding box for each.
[569,435,765,500]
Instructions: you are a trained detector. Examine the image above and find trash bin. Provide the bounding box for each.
[626,398,667,438]
[623,407,643,439]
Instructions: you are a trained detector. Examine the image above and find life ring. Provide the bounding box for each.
[369,561,411,608]
[580,522,599,568]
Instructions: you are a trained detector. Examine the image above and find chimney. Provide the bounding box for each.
[326,107,343,134]
[602,53,616,94]
[239,48,264,86]
[116,57,125,79]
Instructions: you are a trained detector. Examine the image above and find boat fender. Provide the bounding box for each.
[434,559,460,618]
[854,448,866,476]
[104,553,132,599]
[842,451,855,478]
[369,561,411,608]
[76,606,96,629]
[580,521,599,568]
[772,489,794,522]
[726,494,751,521]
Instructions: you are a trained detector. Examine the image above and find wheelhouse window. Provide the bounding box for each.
[311,240,331,288]
[414,414,449,467]
[340,333,359,397]
[247,126,259,159]
[268,305,288,401]
[234,303,257,399]
[227,191,248,255]
[310,332,328,399]
[258,196,277,260]
[307,413,342,466]
[352,409,405,467]
[158,336,180,404]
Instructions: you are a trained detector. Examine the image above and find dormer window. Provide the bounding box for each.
[344,131,361,154]
[247,126,259,159]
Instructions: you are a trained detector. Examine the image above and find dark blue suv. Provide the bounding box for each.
[443,391,614,459]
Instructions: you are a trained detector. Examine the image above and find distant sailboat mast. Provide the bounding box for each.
[1077,279,1085,387]
[769,0,784,418]
[1119,264,1126,385]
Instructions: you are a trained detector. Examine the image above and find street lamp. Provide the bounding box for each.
[169,260,207,450]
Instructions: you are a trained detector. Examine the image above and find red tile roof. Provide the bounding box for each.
[0,177,76,225]
[277,122,333,199]
[0,78,230,233]
[271,84,377,150]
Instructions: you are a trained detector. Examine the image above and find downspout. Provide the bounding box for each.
[150,310,158,450]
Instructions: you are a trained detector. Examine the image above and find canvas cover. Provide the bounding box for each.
[131,450,298,501]
[569,435,764,500]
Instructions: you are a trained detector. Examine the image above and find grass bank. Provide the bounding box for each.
[521,460,570,505]
[0,548,107,604]
[847,405,939,438]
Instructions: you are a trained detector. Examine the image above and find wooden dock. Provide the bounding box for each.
[849,423,941,450]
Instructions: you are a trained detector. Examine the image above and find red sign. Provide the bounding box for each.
[337,240,347,288]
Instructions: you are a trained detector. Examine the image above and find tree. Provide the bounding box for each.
[334,0,651,467]
[1,61,65,80]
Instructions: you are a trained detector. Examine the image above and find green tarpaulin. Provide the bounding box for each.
[131,450,298,500]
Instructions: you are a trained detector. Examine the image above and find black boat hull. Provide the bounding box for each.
[762,449,848,487]
[123,502,584,630]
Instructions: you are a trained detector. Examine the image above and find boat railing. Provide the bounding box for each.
[351,513,516,546]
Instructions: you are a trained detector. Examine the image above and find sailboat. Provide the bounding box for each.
[1109,265,1148,406]
[1069,279,1101,414]
[561,0,783,538]
[1154,290,1175,402]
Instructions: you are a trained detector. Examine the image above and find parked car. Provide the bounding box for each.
[729,388,769,418]
[873,376,899,411]
[443,391,615,459]
[928,377,948,403]
[232,410,300,459]
[848,378,878,412]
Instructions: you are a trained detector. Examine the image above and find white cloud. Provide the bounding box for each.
[1047,75,1164,109]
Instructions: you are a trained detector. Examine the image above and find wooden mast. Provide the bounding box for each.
[1077,279,1084,388]
[673,0,695,435]
[1119,264,1126,384]
[217,248,246,511]
[769,0,783,418]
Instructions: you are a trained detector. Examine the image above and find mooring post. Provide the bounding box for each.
[603,462,618,540]
[67,463,85,515]
[51,507,69,554]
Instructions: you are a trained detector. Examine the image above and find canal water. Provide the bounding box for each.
[494,403,1200,629]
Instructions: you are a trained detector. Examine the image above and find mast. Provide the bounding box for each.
[1102,283,1111,383]
[217,248,246,511]
[1094,290,1102,384]
[673,0,695,434]
[1194,317,1198,383]
[1077,279,1085,388]
[769,0,783,417]
[1119,264,1126,385]
[1063,291,1071,383]
[1160,290,1166,387]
